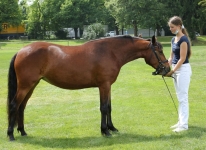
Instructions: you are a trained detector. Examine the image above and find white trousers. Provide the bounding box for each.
[172,63,192,129]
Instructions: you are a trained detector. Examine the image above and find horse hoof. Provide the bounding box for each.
[9,136,15,141]
[17,128,27,136]
[21,131,27,136]
[101,129,112,137]
[102,133,112,137]
[22,133,27,136]
[108,126,118,132]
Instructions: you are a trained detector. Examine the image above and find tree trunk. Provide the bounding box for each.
[200,28,203,35]
[134,24,137,36]
[74,27,78,39]
[80,28,83,38]
[115,25,119,35]
[133,20,138,36]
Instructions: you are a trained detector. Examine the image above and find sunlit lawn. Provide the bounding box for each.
[0,37,206,149]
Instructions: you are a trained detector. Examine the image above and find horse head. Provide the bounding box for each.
[145,36,170,76]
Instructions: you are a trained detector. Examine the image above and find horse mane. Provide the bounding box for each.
[83,35,156,47]
[87,35,143,43]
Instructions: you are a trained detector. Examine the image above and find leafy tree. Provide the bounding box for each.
[23,0,119,39]
[162,0,202,40]
[60,0,109,38]
[40,0,65,32]
[105,0,167,36]
[198,0,206,35]
[26,0,44,39]
[19,0,28,21]
[105,0,122,34]
[83,23,105,39]
[0,0,22,31]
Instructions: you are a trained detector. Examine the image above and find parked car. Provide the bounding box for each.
[106,31,115,37]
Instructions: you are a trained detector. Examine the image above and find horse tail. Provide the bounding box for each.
[7,53,18,125]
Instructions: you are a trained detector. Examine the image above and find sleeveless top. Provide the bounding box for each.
[171,35,190,64]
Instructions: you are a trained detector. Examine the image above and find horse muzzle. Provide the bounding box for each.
[152,66,170,76]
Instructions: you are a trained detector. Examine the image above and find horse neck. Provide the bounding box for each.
[112,39,150,66]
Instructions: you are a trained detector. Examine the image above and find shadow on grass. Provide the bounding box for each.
[16,126,206,149]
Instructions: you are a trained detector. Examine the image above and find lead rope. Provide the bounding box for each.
[162,76,178,115]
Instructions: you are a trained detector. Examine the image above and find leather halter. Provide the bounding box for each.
[148,43,169,76]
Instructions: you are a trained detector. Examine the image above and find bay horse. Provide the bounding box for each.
[7,35,170,141]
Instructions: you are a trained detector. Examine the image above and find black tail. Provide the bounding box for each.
[7,53,18,125]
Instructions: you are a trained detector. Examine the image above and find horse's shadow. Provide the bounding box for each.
[17,126,206,149]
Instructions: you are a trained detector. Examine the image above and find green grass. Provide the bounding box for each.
[0,38,206,149]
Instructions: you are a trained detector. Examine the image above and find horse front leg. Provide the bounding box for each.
[99,84,118,136]
[107,97,118,132]
[100,102,111,136]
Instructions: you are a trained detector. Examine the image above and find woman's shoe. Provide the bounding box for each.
[170,123,179,129]
[172,127,188,132]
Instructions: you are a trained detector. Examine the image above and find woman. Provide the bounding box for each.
[166,16,192,132]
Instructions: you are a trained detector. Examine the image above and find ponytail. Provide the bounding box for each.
[182,28,192,59]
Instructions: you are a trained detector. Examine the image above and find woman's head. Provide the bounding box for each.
[168,16,183,26]
[168,16,184,35]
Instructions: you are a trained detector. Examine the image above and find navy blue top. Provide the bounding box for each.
[171,35,190,64]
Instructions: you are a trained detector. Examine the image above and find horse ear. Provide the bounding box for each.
[152,35,156,45]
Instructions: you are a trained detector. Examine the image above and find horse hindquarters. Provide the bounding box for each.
[7,54,38,141]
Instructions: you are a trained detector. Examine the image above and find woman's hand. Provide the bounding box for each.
[165,70,174,77]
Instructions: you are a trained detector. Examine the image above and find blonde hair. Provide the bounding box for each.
[168,16,191,58]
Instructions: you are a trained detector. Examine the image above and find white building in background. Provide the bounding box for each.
[64,28,80,38]
[120,28,165,37]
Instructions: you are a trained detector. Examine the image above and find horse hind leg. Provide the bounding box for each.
[7,89,28,140]
[17,86,36,136]
[7,83,37,141]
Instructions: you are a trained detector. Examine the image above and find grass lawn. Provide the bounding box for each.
[0,37,206,149]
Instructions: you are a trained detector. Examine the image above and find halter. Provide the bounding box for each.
[148,43,169,76]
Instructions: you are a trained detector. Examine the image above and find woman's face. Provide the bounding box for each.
[169,23,180,34]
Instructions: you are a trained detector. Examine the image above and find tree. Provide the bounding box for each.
[26,0,44,39]
[162,0,202,40]
[83,23,105,39]
[198,0,206,35]
[40,0,65,32]
[105,0,167,36]
[0,0,22,31]
[199,0,206,9]
[60,0,109,38]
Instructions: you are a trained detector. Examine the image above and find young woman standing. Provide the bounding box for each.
[166,16,192,132]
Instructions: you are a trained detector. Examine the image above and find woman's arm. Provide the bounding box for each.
[168,44,174,66]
